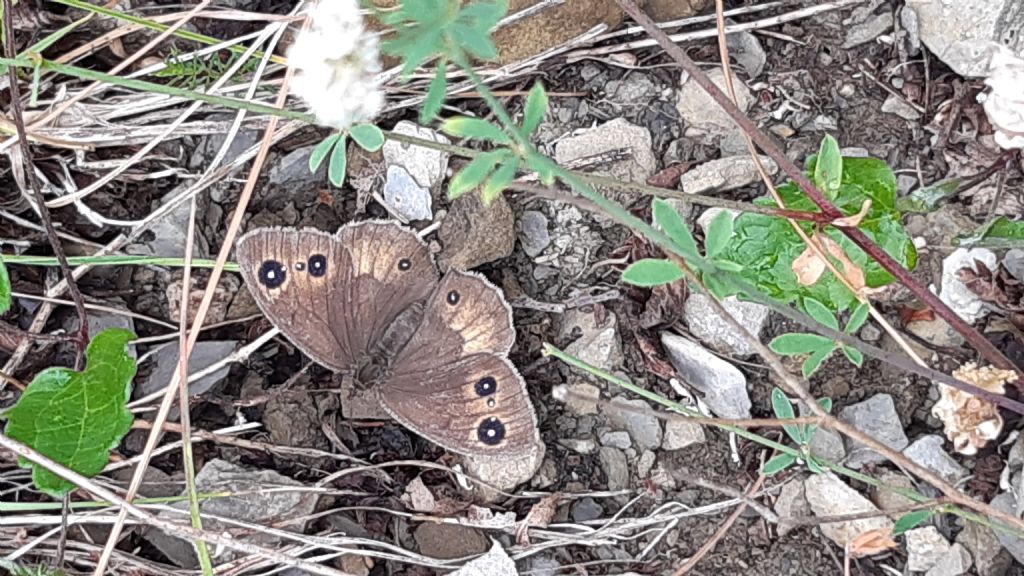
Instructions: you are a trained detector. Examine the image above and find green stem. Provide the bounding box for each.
[1,254,236,271]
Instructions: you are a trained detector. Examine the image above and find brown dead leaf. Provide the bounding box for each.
[847,528,898,558]
[635,331,677,380]
[898,306,935,325]
[791,233,866,292]
[646,162,693,188]
[959,260,1024,312]
[832,199,872,227]
[516,493,563,546]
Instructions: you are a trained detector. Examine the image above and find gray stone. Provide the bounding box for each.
[143,459,318,567]
[606,74,657,105]
[841,147,871,158]
[558,438,598,454]
[438,191,515,270]
[605,396,663,451]
[563,381,601,415]
[531,458,559,489]
[524,555,560,576]
[774,480,811,537]
[461,444,544,502]
[414,523,490,560]
[382,120,450,192]
[696,207,737,237]
[572,497,604,522]
[137,341,237,417]
[803,473,893,546]
[1004,249,1024,282]
[683,293,770,357]
[451,541,516,576]
[519,210,551,257]
[83,309,137,359]
[128,187,210,258]
[661,333,751,419]
[598,447,630,491]
[809,427,847,463]
[925,543,972,576]
[956,520,1013,576]
[907,316,965,348]
[940,248,997,323]
[662,417,705,451]
[988,492,1024,565]
[903,435,968,484]
[554,118,656,203]
[860,324,882,342]
[383,165,432,221]
[871,471,917,519]
[599,430,632,450]
[678,155,777,195]
[676,67,753,137]
[726,26,766,79]
[905,0,1023,77]
[636,450,657,478]
[842,12,893,49]
[881,94,922,121]
[898,174,919,195]
[838,394,909,468]
[906,527,952,573]
[269,145,320,187]
[560,308,624,373]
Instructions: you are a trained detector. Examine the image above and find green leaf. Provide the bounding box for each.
[450,23,499,61]
[621,259,685,287]
[954,216,1024,248]
[2,329,137,497]
[482,157,519,204]
[804,297,840,331]
[349,124,385,152]
[762,453,797,475]
[705,210,734,259]
[817,397,833,414]
[712,259,743,273]
[308,133,341,173]
[802,346,834,378]
[421,62,449,123]
[522,82,548,135]
[893,509,934,536]
[897,178,960,213]
[769,333,833,356]
[0,256,11,315]
[842,345,864,367]
[653,199,699,259]
[327,135,348,187]
[448,151,505,199]
[846,302,870,334]
[771,388,803,445]
[524,152,556,185]
[806,455,826,474]
[440,116,511,144]
[813,135,843,197]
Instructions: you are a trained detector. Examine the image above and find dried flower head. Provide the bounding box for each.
[979,46,1024,150]
[288,0,383,130]
[932,363,1016,455]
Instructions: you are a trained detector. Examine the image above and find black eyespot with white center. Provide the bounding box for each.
[308,254,327,277]
[475,376,497,397]
[486,398,496,408]
[447,290,460,305]
[398,258,411,271]
[477,417,505,445]
[258,260,286,289]
[294,261,306,271]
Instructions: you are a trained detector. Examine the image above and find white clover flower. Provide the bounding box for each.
[979,46,1024,150]
[288,0,383,130]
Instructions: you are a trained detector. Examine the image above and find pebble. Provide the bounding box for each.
[1004,249,1024,282]
[842,12,894,49]
[558,438,598,455]
[676,67,753,137]
[939,248,997,323]
[902,435,968,484]
[137,341,237,417]
[769,124,796,139]
[838,393,909,468]
[531,458,559,489]
[554,118,656,203]
[519,210,551,257]
[661,333,751,419]
[678,155,778,195]
[905,0,1024,77]
[606,74,657,105]
[605,396,663,451]
[898,174,919,195]
[438,190,515,270]
[956,520,1013,576]
[563,381,601,415]
[450,541,516,576]
[414,523,490,560]
[926,543,973,576]
[906,527,952,573]
[870,471,917,519]
[572,497,604,522]
[599,430,632,450]
[907,316,965,348]
[382,120,449,194]
[662,417,706,451]
[774,480,811,537]
[598,447,630,491]
[803,473,893,546]
[860,324,882,342]
[726,27,766,79]
[383,165,432,221]
[128,187,210,258]
[988,492,1024,565]
[560,308,624,373]
[637,450,657,478]
[268,145,321,187]
[881,94,922,121]
[683,293,770,357]
[841,147,871,158]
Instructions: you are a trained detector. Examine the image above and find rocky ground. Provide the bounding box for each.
[2,0,1024,575]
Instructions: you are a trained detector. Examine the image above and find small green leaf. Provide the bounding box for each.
[522,82,548,135]
[482,157,519,204]
[653,199,699,259]
[309,133,342,173]
[896,178,960,213]
[771,388,803,445]
[440,116,511,144]
[769,333,833,356]
[954,216,1024,248]
[802,346,834,378]
[2,329,137,497]
[621,259,685,287]
[817,397,833,413]
[806,456,826,474]
[814,134,842,197]
[451,24,499,61]
[712,259,743,273]
[448,151,505,199]
[893,509,934,536]
[705,210,734,259]
[327,135,348,187]
[762,453,797,475]
[524,152,556,185]
[0,256,11,315]
[846,302,870,334]
[804,297,840,331]
[842,345,864,367]
[349,124,385,152]
[421,61,449,123]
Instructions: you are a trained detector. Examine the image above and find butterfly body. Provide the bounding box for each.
[236,220,541,459]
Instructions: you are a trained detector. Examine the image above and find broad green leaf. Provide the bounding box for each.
[482,157,519,204]
[814,135,842,197]
[421,62,449,123]
[804,297,839,331]
[802,346,833,378]
[621,259,685,287]
[893,509,934,536]
[705,210,734,259]
[653,199,699,259]
[349,124,385,152]
[771,388,803,445]
[842,345,864,367]
[897,178,960,213]
[846,302,870,334]
[954,216,1024,248]
[308,133,341,173]
[448,151,505,199]
[762,453,797,475]
[0,256,10,315]
[713,259,743,273]
[769,333,833,356]
[2,329,137,497]
[328,135,348,187]
[522,82,548,135]
[440,116,511,144]
[450,23,499,61]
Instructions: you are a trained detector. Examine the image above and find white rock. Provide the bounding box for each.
[683,293,770,357]
[925,543,973,576]
[678,155,777,195]
[460,444,544,502]
[905,0,1024,78]
[660,333,751,419]
[842,12,894,49]
[838,394,909,469]
[881,94,922,121]
[560,308,624,373]
[563,381,601,415]
[906,526,952,573]
[599,430,632,450]
[774,480,811,537]
[988,492,1024,565]
[381,121,450,219]
[939,248,997,323]
[554,118,656,203]
[605,396,663,451]
[1005,249,1024,281]
[803,473,893,546]
[902,435,968,485]
[519,210,551,257]
[452,541,517,576]
[696,207,738,236]
[637,450,657,478]
[383,165,432,221]
[676,67,753,137]
[662,417,706,451]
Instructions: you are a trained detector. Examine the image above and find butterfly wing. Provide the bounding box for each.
[235,221,437,372]
[381,271,540,458]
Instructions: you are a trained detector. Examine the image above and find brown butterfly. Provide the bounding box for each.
[235,220,541,458]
